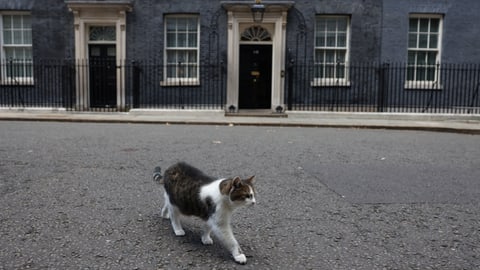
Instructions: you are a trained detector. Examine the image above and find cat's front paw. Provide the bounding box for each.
[174,229,185,236]
[234,254,247,265]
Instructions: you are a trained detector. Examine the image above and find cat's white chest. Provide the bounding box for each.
[199,178,225,205]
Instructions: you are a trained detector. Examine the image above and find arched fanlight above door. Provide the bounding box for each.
[240,25,272,41]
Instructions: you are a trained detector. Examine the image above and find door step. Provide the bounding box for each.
[225,109,288,118]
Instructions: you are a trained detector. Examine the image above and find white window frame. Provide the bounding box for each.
[406,14,443,89]
[312,15,350,87]
[0,12,33,85]
[162,14,200,86]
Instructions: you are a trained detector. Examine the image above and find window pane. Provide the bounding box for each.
[427,52,437,65]
[426,67,436,81]
[177,65,186,78]
[12,16,22,28]
[13,30,23,44]
[315,50,324,63]
[167,51,176,63]
[25,48,32,59]
[3,30,12,44]
[89,26,116,41]
[177,33,187,47]
[429,34,438,49]
[418,34,428,48]
[337,33,346,47]
[23,16,31,29]
[337,51,346,63]
[188,18,197,31]
[315,35,325,47]
[315,64,324,78]
[416,66,426,80]
[336,64,345,79]
[3,15,12,28]
[417,52,426,65]
[5,47,15,59]
[177,18,187,31]
[188,33,197,47]
[188,50,197,63]
[409,18,418,32]
[408,52,416,65]
[25,63,33,77]
[419,19,429,32]
[325,50,335,63]
[325,65,334,78]
[407,67,415,80]
[326,18,336,31]
[167,65,176,78]
[177,51,186,63]
[24,30,32,44]
[167,33,176,47]
[430,19,439,32]
[337,18,348,32]
[188,66,197,78]
[326,32,336,47]
[316,19,326,32]
[166,19,176,31]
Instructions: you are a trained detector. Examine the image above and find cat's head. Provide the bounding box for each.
[221,176,256,206]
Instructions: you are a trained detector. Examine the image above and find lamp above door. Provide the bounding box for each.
[251,0,266,23]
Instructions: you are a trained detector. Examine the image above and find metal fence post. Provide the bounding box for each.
[131,60,140,108]
[377,62,389,112]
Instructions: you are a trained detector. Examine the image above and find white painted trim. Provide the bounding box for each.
[67,3,131,110]
[225,10,289,112]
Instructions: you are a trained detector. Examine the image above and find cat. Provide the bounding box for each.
[152,162,256,264]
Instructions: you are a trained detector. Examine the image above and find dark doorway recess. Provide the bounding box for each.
[239,44,272,109]
[89,44,117,108]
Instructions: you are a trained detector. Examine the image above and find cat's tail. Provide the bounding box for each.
[153,166,163,184]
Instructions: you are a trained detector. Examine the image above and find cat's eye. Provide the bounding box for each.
[246,194,252,199]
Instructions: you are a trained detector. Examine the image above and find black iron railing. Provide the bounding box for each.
[130,60,226,110]
[286,62,480,114]
[0,60,479,114]
[0,59,226,112]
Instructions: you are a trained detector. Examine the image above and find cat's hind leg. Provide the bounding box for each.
[161,192,170,219]
[201,223,213,245]
[168,205,185,236]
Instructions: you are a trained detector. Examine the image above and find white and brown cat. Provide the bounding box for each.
[153,162,256,264]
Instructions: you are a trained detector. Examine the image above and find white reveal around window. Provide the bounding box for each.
[313,15,350,86]
[0,13,33,84]
[163,15,199,85]
[406,14,442,89]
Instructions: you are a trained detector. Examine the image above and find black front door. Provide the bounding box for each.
[89,44,116,108]
[239,45,272,109]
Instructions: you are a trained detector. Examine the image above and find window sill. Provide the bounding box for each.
[311,79,351,87]
[0,78,34,86]
[404,81,442,90]
[160,79,200,87]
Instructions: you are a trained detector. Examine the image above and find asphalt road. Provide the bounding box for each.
[1,121,479,269]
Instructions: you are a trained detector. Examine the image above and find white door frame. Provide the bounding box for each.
[222,2,293,112]
[67,2,132,110]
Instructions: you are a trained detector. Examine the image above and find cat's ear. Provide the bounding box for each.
[245,175,255,184]
[232,176,242,188]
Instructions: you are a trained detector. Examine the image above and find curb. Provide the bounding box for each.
[0,109,479,134]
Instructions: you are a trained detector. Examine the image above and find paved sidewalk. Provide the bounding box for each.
[1,108,480,134]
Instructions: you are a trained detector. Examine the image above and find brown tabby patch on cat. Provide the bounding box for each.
[163,162,216,220]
